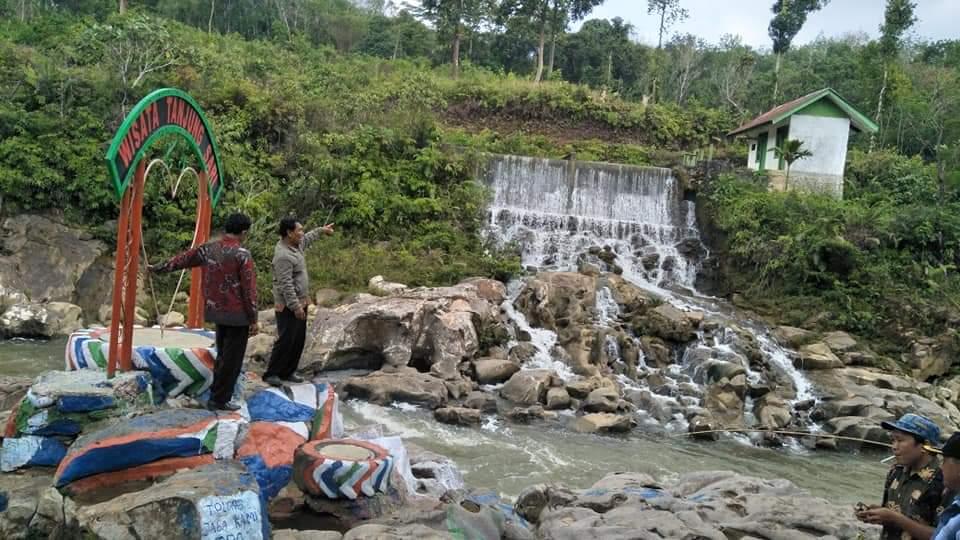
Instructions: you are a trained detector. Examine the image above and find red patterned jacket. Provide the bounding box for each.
[152,236,258,327]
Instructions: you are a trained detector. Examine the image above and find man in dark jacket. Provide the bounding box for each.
[264,217,333,386]
[149,212,259,411]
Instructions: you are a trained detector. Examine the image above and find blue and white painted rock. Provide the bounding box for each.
[0,436,67,472]
[54,408,246,489]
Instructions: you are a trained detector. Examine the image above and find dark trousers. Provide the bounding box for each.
[265,307,307,379]
[212,324,249,405]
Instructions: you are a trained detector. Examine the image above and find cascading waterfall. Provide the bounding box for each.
[485,155,703,291]
[483,153,814,434]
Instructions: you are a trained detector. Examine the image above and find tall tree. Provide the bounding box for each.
[420,0,492,78]
[768,0,828,102]
[501,0,605,83]
[665,33,703,105]
[711,34,756,114]
[873,0,916,150]
[646,0,687,103]
[647,0,687,50]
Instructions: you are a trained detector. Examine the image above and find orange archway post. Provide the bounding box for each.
[186,172,211,328]
[104,89,226,376]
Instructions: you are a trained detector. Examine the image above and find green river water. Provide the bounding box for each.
[0,338,887,508]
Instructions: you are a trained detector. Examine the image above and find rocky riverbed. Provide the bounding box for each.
[0,212,955,538]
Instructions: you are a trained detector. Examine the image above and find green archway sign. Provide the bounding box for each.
[105,88,225,206]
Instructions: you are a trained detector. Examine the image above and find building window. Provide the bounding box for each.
[751,144,757,151]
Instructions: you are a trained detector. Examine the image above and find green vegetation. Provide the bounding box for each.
[0,0,958,351]
[703,149,960,351]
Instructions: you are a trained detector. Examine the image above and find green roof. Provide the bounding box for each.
[728,88,879,137]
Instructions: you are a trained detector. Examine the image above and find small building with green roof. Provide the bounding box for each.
[728,88,878,198]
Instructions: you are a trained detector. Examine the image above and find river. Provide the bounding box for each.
[0,336,887,506]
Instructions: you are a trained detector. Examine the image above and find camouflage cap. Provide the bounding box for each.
[881,413,941,444]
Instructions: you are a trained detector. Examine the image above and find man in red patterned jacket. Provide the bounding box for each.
[149,213,259,411]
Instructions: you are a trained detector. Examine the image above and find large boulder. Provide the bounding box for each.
[905,334,957,382]
[406,442,465,497]
[472,359,520,385]
[463,391,498,413]
[500,369,558,406]
[795,342,844,370]
[0,301,82,338]
[66,462,268,539]
[582,387,620,413]
[531,471,877,539]
[703,379,745,427]
[755,395,792,430]
[809,368,960,438]
[340,369,448,409]
[772,326,813,348]
[514,273,597,332]
[0,214,108,315]
[304,281,498,379]
[515,273,609,376]
[545,387,572,410]
[434,407,482,427]
[823,331,858,352]
[634,304,697,343]
[604,274,660,315]
[368,275,408,296]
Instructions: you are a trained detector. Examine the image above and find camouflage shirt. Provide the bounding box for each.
[881,457,946,540]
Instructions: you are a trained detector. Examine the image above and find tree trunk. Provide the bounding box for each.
[657,7,666,49]
[534,25,546,83]
[208,0,216,34]
[605,52,612,87]
[392,34,400,60]
[119,0,127,15]
[870,66,888,152]
[546,32,557,79]
[451,25,462,79]
[773,52,782,102]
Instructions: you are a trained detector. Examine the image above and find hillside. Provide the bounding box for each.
[1,3,959,354]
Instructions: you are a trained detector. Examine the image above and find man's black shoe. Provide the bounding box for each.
[207,400,241,411]
[284,373,305,383]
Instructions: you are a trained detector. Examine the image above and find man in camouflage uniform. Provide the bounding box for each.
[857,413,945,540]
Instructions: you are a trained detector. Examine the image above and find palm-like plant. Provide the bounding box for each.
[773,138,813,189]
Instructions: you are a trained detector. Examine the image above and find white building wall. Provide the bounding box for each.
[787,114,851,177]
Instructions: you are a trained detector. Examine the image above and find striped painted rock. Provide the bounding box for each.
[0,435,67,472]
[246,383,343,440]
[293,439,393,500]
[236,422,305,503]
[54,408,245,488]
[65,327,217,400]
[3,370,152,442]
[238,383,344,502]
